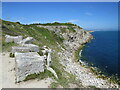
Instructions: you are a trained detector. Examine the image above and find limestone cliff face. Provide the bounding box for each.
[36,24,93,53]
[36,25,93,47]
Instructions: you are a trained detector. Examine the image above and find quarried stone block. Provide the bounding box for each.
[15,52,45,82]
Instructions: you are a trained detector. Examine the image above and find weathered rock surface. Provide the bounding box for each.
[11,46,31,53]
[15,52,45,82]
[22,44,39,52]
[11,45,39,53]
[5,35,23,43]
[18,37,34,45]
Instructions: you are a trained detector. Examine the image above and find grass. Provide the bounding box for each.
[29,22,79,26]
[67,27,76,32]
[24,69,55,81]
[37,50,44,56]
[88,85,97,88]
[2,41,17,52]
[2,20,64,52]
[9,52,15,58]
[74,45,84,62]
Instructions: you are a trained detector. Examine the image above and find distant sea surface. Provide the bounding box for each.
[81,31,119,77]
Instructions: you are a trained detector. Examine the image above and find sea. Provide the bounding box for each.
[81,31,119,79]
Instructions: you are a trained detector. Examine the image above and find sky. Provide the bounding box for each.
[2,2,118,31]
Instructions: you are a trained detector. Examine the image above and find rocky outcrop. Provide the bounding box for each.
[57,28,118,88]
[5,35,23,43]
[17,37,34,45]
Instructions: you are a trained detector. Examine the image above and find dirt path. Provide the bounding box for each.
[1,52,53,88]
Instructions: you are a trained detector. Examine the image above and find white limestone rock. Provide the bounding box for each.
[11,46,31,53]
[15,52,45,82]
[18,37,34,45]
[22,44,39,52]
[5,35,23,43]
[11,44,39,53]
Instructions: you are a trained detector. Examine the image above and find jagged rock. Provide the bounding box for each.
[15,52,45,82]
[5,35,23,43]
[18,37,34,45]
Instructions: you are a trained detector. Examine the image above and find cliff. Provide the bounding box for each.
[1,20,118,88]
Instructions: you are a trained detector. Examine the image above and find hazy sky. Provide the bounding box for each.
[2,2,118,31]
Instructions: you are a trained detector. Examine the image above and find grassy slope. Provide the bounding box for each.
[1,20,83,88]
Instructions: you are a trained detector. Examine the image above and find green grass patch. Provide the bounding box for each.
[50,82,59,88]
[2,41,17,52]
[88,85,97,88]
[24,69,55,81]
[74,45,84,62]
[9,52,15,58]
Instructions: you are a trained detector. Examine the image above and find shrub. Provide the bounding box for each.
[9,53,15,58]
[38,51,43,56]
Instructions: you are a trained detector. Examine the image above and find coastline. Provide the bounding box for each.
[79,31,120,86]
[59,30,119,88]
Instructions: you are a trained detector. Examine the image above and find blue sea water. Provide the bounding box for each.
[81,31,119,77]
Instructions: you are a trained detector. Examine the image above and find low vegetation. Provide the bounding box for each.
[24,69,55,81]
[28,22,80,27]
[2,41,17,52]
[9,52,15,58]
[74,45,84,62]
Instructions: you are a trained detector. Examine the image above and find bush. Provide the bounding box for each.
[38,51,43,56]
[9,53,15,58]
